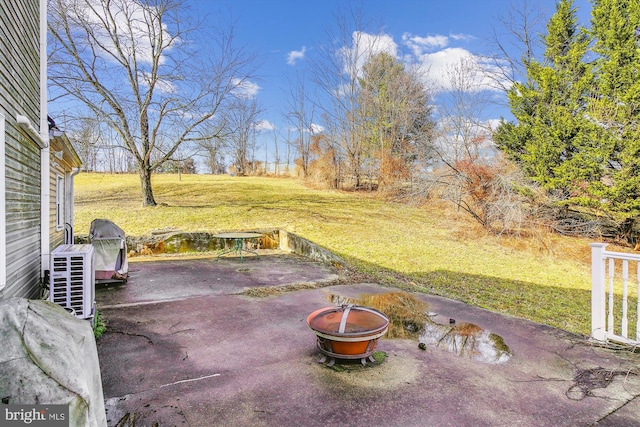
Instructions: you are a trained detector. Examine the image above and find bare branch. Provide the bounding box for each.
[48,0,258,205]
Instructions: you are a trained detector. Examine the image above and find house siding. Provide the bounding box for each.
[0,0,43,299]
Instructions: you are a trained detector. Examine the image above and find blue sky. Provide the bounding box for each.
[47,0,594,169]
[192,0,592,141]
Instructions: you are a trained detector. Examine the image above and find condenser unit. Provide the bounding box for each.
[49,244,95,319]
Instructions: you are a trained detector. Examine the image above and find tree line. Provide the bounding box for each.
[48,0,640,240]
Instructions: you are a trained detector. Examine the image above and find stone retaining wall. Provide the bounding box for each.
[76,229,345,267]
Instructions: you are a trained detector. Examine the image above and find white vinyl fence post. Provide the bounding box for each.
[590,243,608,341]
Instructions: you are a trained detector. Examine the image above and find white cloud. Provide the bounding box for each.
[139,71,177,94]
[401,32,475,56]
[356,31,398,58]
[232,78,261,98]
[254,120,275,131]
[400,32,509,93]
[450,33,476,42]
[287,46,306,65]
[309,123,324,134]
[418,47,473,89]
[332,29,508,101]
[485,119,502,132]
[402,33,449,57]
[70,0,174,66]
[413,48,507,93]
[339,31,398,78]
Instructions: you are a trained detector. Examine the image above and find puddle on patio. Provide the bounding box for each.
[420,321,511,364]
[328,291,512,364]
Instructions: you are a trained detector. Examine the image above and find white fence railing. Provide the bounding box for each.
[591,243,640,345]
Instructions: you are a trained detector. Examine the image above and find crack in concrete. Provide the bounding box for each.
[158,373,221,388]
[590,392,640,426]
[109,330,154,345]
[106,372,222,402]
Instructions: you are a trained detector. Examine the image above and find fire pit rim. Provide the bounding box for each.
[306,304,389,338]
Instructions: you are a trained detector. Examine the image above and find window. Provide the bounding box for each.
[55,174,64,231]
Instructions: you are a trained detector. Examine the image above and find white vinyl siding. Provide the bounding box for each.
[0,0,43,299]
[0,113,5,291]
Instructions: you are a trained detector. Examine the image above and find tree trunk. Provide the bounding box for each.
[139,167,157,206]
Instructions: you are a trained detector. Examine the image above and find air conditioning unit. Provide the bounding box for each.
[49,244,95,320]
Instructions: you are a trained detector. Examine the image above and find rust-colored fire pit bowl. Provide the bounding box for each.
[307,304,389,366]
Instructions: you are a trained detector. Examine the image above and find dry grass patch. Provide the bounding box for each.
[239,282,324,297]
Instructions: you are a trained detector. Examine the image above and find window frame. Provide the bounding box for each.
[55,173,64,231]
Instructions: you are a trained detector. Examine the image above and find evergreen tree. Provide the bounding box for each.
[589,0,640,212]
[495,0,601,205]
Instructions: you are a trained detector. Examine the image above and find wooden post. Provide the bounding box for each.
[590,243,608,342]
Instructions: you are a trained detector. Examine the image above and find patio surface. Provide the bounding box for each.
[96,252,640,427]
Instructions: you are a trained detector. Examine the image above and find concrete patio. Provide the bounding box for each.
[96,252,640,426]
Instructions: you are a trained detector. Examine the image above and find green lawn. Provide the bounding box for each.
[74,172,619,335]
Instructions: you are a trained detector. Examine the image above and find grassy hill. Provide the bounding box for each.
[74,172,634,335]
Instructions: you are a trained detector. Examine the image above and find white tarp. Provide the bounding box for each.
[0,298,107,426]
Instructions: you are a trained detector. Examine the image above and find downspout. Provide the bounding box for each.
[16,115,47,148]
[39,0,50,281]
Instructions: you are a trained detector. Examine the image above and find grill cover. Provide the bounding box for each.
[89,218,128,281]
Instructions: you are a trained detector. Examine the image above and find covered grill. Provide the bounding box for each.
[89,218,128,283]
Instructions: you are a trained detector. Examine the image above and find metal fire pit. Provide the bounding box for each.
[307,304,389,366]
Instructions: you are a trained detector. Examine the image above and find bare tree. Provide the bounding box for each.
[437,57,494,164]
[249,127,260,174]
[63,115,134,172]
[310,6,430,191]
[222,97,263,176]
[487,0,549,92]
[196,120,228,174]
[308,131,342,188]
[48,0,257,205]
[431,57,529,232]
[199,140,227,175]
[271,127,281,175]
[65,116,102,172]
[283,71,315,177]
[310,7,377,188]
[284,127,292,175]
